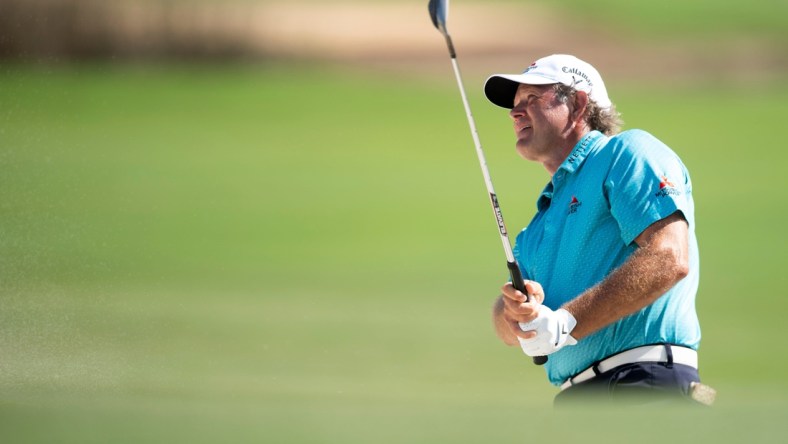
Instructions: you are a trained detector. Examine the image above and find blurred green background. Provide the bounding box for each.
[1,0,787,442]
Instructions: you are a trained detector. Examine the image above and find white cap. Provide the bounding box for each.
[484,54,612,110]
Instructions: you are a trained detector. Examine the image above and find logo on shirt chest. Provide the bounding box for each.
[568,196,582,214]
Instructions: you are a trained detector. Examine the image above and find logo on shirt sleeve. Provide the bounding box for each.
[655,175,682,197]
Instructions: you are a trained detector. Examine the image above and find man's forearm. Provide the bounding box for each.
[564,235,689,340]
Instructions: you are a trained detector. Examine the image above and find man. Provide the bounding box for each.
[484,54,710,405]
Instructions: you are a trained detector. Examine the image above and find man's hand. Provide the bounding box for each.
[517,306,577,356]
[492,280,545,346]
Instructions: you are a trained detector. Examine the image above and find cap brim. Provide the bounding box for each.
[483,74,558,109]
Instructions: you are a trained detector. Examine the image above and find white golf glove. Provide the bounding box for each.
[517,306,578,357]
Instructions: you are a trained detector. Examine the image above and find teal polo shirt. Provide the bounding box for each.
[512,129,701,386]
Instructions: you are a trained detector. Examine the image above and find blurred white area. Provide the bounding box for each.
[0,0,784,82]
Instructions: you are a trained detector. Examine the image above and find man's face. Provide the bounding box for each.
[509,83,572,164]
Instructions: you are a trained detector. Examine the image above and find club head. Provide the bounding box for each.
[428,0,449,35]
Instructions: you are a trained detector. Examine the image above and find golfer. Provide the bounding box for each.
[485,54,710,405]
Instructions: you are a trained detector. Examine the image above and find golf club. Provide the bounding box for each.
[428,0,547,365]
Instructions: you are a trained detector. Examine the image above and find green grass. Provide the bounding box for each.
[1,61,788,443]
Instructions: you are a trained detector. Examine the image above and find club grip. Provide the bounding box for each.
[507,261,548,366]
[532,355,548,365]
[507,261,527,295]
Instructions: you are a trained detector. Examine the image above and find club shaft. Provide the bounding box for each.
[443,35,548,366]
[448,56,516,265]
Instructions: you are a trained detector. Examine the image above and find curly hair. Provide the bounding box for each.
[553,84,623,135]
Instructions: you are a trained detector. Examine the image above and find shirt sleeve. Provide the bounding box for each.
[604,130,694,246]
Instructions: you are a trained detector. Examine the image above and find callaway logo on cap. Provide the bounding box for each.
[484,54,612,110]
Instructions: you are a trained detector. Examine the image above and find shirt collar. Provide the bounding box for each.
[556,130,605,175]
[536,131,606,211]
[537,182,553,211]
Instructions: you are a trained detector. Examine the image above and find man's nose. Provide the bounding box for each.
[509,105,525,120]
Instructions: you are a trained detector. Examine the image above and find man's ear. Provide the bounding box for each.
[572,90,589,122]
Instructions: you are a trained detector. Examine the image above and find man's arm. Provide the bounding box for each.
[491,211,689,348]
[564,211,690,340]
